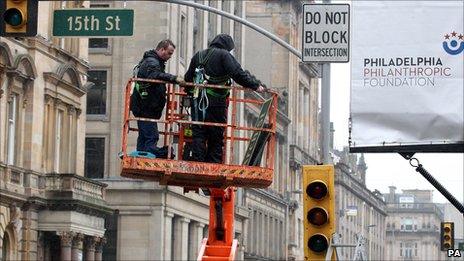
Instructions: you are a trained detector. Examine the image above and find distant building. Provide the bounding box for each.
[384,187,446,260]
[333,149,387,260]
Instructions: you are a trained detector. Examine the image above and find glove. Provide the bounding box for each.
[256,85,266,93]
[175,76,186,85]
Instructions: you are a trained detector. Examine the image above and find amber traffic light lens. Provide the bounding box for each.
[306,181,328,200]
[307,207,328,226]
[4,8,25,27]
[308,234,329,253]
[444,235,451,241]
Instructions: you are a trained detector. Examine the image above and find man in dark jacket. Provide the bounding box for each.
[130,39,185,156]
[184,34,266,163]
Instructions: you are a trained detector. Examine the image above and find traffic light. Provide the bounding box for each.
[303,165,335,261]
[1,0,38,37]
[440,222,454,251]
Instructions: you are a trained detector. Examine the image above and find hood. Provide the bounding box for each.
[209,34,235,51]
[143,49,161,60]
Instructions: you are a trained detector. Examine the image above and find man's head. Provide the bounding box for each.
[155,39,176,61]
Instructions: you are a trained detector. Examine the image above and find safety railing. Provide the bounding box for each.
[120,78,278,189]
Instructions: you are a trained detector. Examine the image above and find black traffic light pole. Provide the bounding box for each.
[399,152,464,215]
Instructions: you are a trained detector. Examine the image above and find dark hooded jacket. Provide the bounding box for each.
[130,50,177,119]
[184,34,262,106]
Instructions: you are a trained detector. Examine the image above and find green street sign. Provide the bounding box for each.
[53,9,133,37]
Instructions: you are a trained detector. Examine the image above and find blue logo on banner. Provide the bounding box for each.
[442,31,464,55]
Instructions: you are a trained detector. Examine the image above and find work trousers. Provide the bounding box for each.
[136,120,159,154]
[191,105,227,163]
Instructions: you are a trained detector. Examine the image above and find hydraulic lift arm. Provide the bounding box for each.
[197,187,238,261]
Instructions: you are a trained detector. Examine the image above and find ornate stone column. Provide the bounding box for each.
[37,231,44,261]
[94,237,106,261]
[164,212,174,260]
[189,222,205,260]
[85,237,97,261]
[59,231,73,261]
[173,217,190,260]
[72,233,84,261]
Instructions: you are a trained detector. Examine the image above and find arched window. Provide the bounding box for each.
[0,42,14,164]
[4,54,36,168]
[43,63,84,174]
[2,232,10,260]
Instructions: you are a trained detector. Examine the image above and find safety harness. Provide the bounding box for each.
[192,49,231,121]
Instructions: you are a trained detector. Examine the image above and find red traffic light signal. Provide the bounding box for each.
[1,0,38,37]
[303,165,335,261]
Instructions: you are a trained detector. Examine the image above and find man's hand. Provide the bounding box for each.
[175,76,186,85]
[256,85,266,93]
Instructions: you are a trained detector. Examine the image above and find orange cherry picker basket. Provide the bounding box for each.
[120,78,277,260]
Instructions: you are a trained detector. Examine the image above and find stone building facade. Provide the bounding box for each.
[333,149,387,260]
[384,187,446,260]
[0,1,110,260]
[83,0,321,260]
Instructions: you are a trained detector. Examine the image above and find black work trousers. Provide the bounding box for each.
[191,104,227,163]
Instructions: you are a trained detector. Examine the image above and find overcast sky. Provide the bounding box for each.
[330,63,464,204]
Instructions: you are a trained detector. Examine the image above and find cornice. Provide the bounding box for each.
[43,72,86,97]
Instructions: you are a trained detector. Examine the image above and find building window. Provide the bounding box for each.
[85,137,105,178]
[89,3,110,51]
[405,242,413,258]
[7,93,18,165]
[233,0,242,62]
[404,218,413,231]
[193,0,203,53]
[207,1,217,43]
[180,14,187,61]
[221,0,230,34]
[54,110,63,172]
[89,38,109,49]
[87,70,107,115]
[2,231,11,260]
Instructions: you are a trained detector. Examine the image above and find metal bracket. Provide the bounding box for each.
[398,152,415,160]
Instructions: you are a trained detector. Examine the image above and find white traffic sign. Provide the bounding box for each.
[302,4,350,63]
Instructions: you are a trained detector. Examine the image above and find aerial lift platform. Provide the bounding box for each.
[120,78,277,260]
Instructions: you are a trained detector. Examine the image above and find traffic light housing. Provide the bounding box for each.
[440,222,454,251]
[1,0,38,37]
[303,165,335,260]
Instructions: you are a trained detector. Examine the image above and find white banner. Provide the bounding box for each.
[350,1,464,151]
